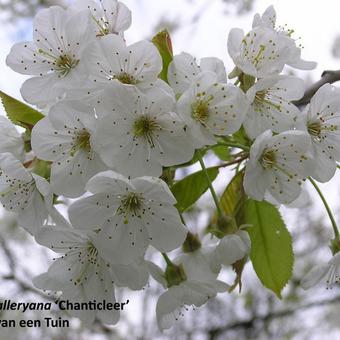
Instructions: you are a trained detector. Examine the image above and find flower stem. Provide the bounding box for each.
[197,150,223,217]
[309,177,340,238]
[216,155,248,169]
[220,141,250,152]
[161,253,172,266]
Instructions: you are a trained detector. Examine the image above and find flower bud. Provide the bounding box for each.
[182,232,201,253]
[164,263,187,288]
[330,237,340,255]
[217,214,238,236]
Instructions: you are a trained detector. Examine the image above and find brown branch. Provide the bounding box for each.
[217,154,248,169]
[295,70,340,106]
[208,294,340,339]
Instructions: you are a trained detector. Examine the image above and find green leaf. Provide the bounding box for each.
[244,199,294,298]
[220,171,245,218]
[0,91,44,129]
[206,171,245,237]
[171,167,219,212]
[211,145,231,161]
[231,126,251,147]
[152,30,173,83]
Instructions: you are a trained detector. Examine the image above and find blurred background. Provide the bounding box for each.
[1,0,340,339]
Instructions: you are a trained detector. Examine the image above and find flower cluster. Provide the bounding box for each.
[3,1,340,330]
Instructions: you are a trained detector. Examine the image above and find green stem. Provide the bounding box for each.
[337,164,340,170]
[309,177,340,238]
[161,253,172,266]
[197,150,223,217]
[220,141,250,152]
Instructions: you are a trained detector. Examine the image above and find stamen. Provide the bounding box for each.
[118,192,145,222]
[133,116,160,147]
[255,90,281,111]
[70,130,91,156]
[55,54,80,77]
[191,94,214,125]
[261,149,276,169]
[114,72,138,85]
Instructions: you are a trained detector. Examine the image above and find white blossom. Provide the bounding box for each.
[92,86,195,177]
[0,116,25,161]
[252,5,316,70]
[244,130,312,204]
[31,100,106,198]
[0,153,51,234]
[70,0,131,37]
[84,34,165,93]
[301,252,340,290]
[298,83,340,182]
[154,249,228,330]
[176,71,249,148]
[213,230,251,266]
[33,226,121,324]
[69,171,187,265]
[6,6,93,107]
[244,75,304,139]
[228,22,315,79]
[168,52,227,96]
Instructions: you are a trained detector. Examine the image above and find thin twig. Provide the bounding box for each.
[294,70,340,106]
[208,294,340,339]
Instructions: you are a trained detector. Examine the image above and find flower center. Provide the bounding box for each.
[38,49,80,77]
[87,242,99,264]
[254,90,281,111]
[133,116,160,147]
[91,15,110,37]
[55,54,80,77]
[73,242,99,286]
[191,100,210,125]
[308,121,322,139]
[70,130,91,156]
[165,263,187,288]
[260,149,276,169]
[118,192,144,219]
[116,72,138,85]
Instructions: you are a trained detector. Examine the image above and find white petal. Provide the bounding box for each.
[35,226,84,252]
[215,234,248,266]
[168,52,200,95]
[156,287,184,330]
[144,205,187,253]
[86,170,134,194]
[227,28,244,61]
[111,259,149,290]
[132,176,176,204]
[309,142,337,183]
[200,57,227,82]
[6,42,50,75]
[301,264,330,289]
[21,75,63,107]
[126,40,162,83]
[69,193,119,229]
[95,217,149,264]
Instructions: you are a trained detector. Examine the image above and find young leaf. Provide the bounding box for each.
[206,171,245,236]
[211,145,231,161]
[244,199,294,298]
[220,171,245,218]
[171,167,219,212]
[0,91,44,129]
[152,30,173,83]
